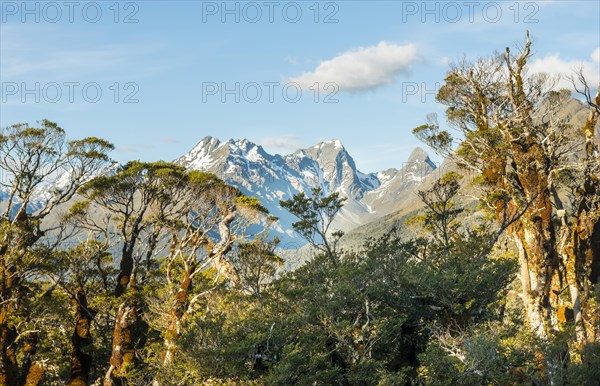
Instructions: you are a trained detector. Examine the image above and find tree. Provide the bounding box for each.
[414,172,464,252]
[280,187,346,265]
[73,165,271,383]
[0,120,113,385]
[231,236,283,300]
[271,173,514,385]
[413,32,600,377]
[49,240,114,386]
[74,161,191,383]
[77,161,190,297]
[154,171,270,368]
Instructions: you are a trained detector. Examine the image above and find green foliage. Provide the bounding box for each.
[2,117,599,385]
[413,123,453,153]
[235,195,268,214]
[188,169,223,188]
[79,160,187,200]
[65,200,91,220]
[566,342,600,385]
[415,172,464,248]
[280,187,346,263]
[67,137,114,160]
[231,237,283,297]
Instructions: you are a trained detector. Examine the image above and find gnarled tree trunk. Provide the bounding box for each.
[105,285,143,386]
[160,210,236,367]
[67,291,96,386]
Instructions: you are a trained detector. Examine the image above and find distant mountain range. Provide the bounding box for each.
[0,136,437,248]
[4,95,595,251]
[176,137,437,246]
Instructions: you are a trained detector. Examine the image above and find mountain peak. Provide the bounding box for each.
[226,137,258,150]
[303,139,345,153]
[174,136,438,244]
[404,147,436,176]
[199,135,220,146]
[407,147,431,163]
[187,136,223,156]
[299,139,352,164]
[320,139,343,148]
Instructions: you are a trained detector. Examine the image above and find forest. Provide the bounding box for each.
[1,34,599,385]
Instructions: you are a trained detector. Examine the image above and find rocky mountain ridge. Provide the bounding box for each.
[176,137,437,245]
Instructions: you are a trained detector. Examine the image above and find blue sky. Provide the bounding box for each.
[1,0,599,172]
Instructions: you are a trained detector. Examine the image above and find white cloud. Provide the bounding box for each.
[592,47,600,64]
[529,48,600,90]
[289,41,422,93]
[260,135,304,153]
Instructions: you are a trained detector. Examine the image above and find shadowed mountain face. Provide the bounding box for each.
[176,137,437,245]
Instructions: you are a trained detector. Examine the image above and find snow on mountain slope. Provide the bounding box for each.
[176,137,437,245]
[0,163,120,215]
[1,135,437,247]
[361,147,437,216]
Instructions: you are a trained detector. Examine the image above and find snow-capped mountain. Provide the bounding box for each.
[1,136,437,247]
[176,137,437,245]
[0,163,120,215]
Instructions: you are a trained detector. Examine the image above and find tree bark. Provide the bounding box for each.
[567,87,600,343]
[160,210,236,366]
[0,264,19,386]
[105,288,142,384]
[22,362,45,386]
[162,268,194,366]
[0,318,18,385]
[506,142,559,339]
[1,225,44,386]
[67,291,96,386]
[115,249,134,297]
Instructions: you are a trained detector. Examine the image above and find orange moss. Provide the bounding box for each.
[557,306,574,324]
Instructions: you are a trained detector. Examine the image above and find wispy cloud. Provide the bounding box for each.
[117,143,156,153]
[154,136,179,145]
[1,48,127,78]
[289,42,422,93]
[260,135,304,153]
[0,24,165,80]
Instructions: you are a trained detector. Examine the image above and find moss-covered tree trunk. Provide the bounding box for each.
[510,144,559,340]
[1,226,46,386]
[568,87,600,344]
[105,283,143,386]
[0,255,19,385]
[67,291,96,386]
